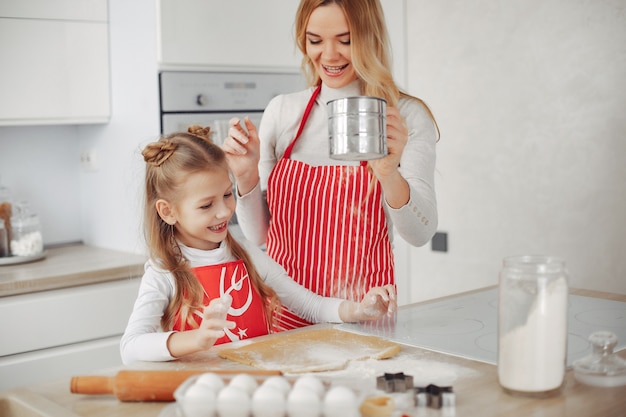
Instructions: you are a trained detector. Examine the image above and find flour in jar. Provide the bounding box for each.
[498,277,568,392]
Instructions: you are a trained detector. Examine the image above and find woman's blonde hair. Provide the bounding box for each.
[295,0,439,137]
[141,126,280,331]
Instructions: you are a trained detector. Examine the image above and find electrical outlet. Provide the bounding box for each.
[80,150,98,172]
[431,231,448,252]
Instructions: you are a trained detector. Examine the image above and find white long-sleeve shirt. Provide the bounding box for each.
[120,236,344,364]
[236,80,438,248]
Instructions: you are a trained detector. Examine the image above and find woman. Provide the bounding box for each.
[222,0,438,331]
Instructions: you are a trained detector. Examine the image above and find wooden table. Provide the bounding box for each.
[1,288,624,417]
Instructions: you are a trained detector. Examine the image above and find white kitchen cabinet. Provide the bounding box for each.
[157,0,405,79]
[158,0,301,70]
[0,278,140,391]
[0,0,110,126]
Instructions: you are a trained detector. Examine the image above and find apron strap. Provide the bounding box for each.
[283,84,322,159]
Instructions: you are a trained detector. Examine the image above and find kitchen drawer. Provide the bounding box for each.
[0,279,140,357]
[0,336,122,391]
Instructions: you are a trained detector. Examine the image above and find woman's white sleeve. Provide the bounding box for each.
[388,99,439,246]
[119,263,177,364]
[244,241,344,323]
[234,95,282,246]
[236,183,270,246]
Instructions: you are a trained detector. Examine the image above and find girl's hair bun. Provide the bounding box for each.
[188,125,213,142]
[142,139,178,167]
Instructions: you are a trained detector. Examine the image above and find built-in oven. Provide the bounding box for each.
[159,71,305,143]
[159,70,304,235]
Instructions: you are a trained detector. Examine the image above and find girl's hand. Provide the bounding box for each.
[368,106,408,180]
[339,285,397,322]
[221,117,261,195]
[166,295,235,358]
[195,294,235,350]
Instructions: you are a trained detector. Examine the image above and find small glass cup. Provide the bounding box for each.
[497,255,569,397]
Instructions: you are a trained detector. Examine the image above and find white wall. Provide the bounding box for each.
[405,0,626,299]
[0,126,83,244]
[77,0,160,254]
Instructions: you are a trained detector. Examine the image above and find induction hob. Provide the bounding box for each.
[339,288,626,366]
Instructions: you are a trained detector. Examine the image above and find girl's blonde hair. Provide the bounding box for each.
[141,126,280,331]
[295,0,439,137]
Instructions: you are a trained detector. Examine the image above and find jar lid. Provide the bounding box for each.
[573,331,626,387]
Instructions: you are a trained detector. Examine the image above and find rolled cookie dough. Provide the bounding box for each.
[219,328,401,373]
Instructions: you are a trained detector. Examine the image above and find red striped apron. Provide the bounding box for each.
[173,260,269,345]
[266,85,394,332]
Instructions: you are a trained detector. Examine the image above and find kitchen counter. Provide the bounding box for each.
[0,244,146,297]
[1,288,624,417]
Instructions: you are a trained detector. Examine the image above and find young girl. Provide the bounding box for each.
[120,126,396,364]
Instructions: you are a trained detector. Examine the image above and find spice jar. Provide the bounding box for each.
[497,255,569,397]
[10,201,44,257]
[0,182,11,249]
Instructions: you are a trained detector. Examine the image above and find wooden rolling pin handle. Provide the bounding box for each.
[70,375,114,395]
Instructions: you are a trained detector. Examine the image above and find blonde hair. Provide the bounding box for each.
[295,0,439,138]
[141,126,280,331]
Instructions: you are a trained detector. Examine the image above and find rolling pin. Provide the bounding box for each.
[70,369,281,402]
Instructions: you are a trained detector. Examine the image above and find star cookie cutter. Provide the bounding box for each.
[376,372,414,393]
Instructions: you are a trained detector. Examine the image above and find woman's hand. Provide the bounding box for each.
[368,106,408,179]
[221,117,261,195]
[339,285,397,322]
[368,106,411,209]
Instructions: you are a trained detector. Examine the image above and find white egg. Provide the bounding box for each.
[292,376,325,399]
[287,387,322,417]
[181,383,217,417]
[196,373,225,393]
[229,373,259,396]
[261,376,291,397]
[216,385,250,417]
[323,386,358,417]
[251,385,286,417]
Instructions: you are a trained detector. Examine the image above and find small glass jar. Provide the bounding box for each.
[10,201,44,257]
[0,222,8,257]
[497,255,569,397]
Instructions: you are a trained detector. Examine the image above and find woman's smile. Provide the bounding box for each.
[322,63,349,76]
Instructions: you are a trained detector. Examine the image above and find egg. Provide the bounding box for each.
[251,384,286,417]
[196,372,225,394]
[292,376,325,399]
[323,386,358,417]
[181,383,217,417]
[229,373,259,396]
[287,387,322,417]
[261,376,291,397]
[216,385,250,417]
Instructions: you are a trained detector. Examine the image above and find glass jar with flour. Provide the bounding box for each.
[10,201,44,257]
[497,255,569,397]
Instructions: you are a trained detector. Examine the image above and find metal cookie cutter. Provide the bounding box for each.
[376,372,414,393]
[415,384,455,409]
